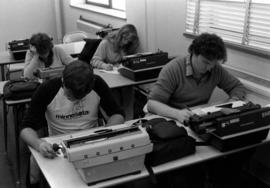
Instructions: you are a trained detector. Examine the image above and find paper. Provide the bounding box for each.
[98,67,119,74]
[192,101,246,115]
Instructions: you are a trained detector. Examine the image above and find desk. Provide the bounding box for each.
[94,69,157,89]
[0,52,24,81]
[29,115,270,188]
[0,41,85,81]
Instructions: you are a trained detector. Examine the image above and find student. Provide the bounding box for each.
[91,24,139,70]
[20,60,125,187]
[147,33,248,188]
[91,24,140,120]
[147,33,246,123]
[24,33,74,79]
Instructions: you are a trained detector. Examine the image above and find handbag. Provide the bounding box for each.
[3,78,40,100]
[143,118,196,166]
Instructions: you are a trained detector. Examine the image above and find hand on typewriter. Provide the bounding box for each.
[101,63,114,71]
[177,109,194,124]
[38,141,58,159]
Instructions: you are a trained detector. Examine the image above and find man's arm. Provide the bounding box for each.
[217,65,246,100]
[20,78,62,158]
[147,99,193,123]
[20,128,57,158]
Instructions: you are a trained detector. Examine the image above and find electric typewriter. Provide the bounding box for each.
[8,39,29,60]
[118,51,170,81]
[184,101,270,151]
[34,66,64,79]
[58,124,153,185]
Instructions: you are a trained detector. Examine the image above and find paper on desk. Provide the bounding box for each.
[192,101,246,115]
[98,67,119,74]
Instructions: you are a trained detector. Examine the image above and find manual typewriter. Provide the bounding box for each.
[185,101,270,151]
[8,39,29,60]
[34,66,64,79]
[58,124,153,185]
[118,51,170,81]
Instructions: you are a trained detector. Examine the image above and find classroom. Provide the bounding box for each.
[1,0,270,188]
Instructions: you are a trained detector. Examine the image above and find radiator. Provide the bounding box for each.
[76,16,107,38]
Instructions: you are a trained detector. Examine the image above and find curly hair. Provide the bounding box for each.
[62,60,95,100]
[107,24,139,55]
[29,33,53,55]
[188,33,227,62]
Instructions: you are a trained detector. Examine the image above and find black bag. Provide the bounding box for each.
[143,118,196,166]
[3,78,40,100]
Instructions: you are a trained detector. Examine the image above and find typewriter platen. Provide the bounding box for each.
[185,101,270,151]
[59,124,153,185]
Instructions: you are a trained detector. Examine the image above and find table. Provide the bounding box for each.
[0,41,86,81]
[29,114,270,188]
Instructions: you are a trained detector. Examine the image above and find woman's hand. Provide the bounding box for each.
[38,141,58,159]
[102,64,114,71]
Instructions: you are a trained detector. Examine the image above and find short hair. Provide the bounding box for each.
[188,33,227,62]
[29,33,53,55]
[62,60,95,100]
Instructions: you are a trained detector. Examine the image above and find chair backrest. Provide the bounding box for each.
[63,31,88,44]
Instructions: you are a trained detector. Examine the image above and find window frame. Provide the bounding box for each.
[70,0,126,20]
[184,0,270,58]
[85,0,125,12]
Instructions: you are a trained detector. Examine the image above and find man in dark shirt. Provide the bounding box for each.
[20,60,125,186]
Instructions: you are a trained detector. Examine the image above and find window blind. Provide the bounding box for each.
[185,0,270,52]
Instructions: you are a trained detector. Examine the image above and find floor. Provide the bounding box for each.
[0,101,29,188]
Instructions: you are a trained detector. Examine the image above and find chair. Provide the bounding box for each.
[63,31,88,44]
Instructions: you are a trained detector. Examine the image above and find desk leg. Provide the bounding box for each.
[3,100,8,153]
[13,105,21,188]
[1,65,5,81]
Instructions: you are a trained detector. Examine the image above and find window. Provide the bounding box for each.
[86,0,126,11]
[185,0,270,52]
[70,0,126,19]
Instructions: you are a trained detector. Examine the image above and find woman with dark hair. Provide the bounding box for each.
[24,33,73,78]
[91,24,139,70]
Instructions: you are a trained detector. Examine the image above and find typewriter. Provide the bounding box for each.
[185,101,270,151]
[59,124,153,185]
[8,39,29,60]
[34,66,64,79]
[118,51,170,81]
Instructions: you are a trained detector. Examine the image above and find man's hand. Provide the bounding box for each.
[176,109,194,123]
[102,63,114,71]
[38,141,58,159]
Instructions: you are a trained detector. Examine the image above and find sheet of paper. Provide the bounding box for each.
[192,101,246,115]
[98,67,119,74]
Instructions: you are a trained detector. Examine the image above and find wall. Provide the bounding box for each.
[61,0,270,81]
[0,0,58,51]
